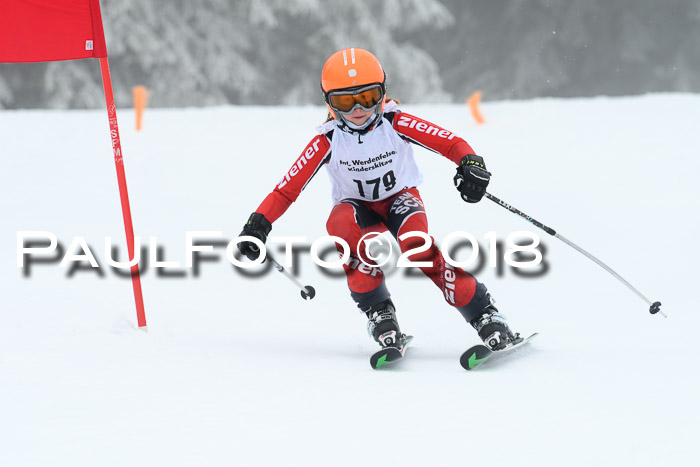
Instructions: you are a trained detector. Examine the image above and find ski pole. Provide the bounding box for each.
[267,255,316,301]
[484,192,665,318]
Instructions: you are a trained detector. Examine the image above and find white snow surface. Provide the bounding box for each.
[1,95,698,466]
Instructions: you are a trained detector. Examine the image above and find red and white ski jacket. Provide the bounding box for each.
[256,101,475,223]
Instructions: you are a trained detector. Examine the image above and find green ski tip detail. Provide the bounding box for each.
[468,352,490,369]
[376,353,390,368]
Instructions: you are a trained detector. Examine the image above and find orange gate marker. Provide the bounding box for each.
[133,86,148,131]
[467,91,485,124]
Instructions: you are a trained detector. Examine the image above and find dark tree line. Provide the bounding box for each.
[1,0,699,109]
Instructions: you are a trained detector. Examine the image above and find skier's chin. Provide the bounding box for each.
[344,112,377,130]
[347,116,370,126]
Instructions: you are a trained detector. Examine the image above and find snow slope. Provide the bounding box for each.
[1,95,698,466]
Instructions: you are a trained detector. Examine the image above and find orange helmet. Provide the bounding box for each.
[321,48,386,131]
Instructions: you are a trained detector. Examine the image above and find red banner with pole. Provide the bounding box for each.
[0,0,147,328]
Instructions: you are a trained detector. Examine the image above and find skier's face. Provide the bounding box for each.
[344,107,374,126]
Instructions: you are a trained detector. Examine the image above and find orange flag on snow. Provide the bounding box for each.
[467,91,485,124]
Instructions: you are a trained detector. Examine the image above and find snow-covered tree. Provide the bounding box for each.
[1,0,700,109]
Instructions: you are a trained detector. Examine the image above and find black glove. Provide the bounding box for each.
[237,212,272,261]
[454,154,491,203]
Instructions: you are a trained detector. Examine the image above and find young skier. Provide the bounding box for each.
[237,48,520,352]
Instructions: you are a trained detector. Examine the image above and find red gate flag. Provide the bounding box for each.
[0,0,147,329]
[0,0,107,62]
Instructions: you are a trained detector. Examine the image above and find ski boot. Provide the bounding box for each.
[363,299,406,349]
[470,299,521,351]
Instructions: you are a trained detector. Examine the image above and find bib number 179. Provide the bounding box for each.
[353,170,396,200]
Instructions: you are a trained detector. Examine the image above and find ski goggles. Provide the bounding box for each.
[327,84,384,114]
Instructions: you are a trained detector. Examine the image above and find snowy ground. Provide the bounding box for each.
[1,94,699,466]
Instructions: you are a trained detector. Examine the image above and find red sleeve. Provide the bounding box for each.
[392,111,475,165]
[255,134,332,223]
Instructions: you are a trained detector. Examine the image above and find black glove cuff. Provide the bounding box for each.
[459,154,486,171]
[244,212,272,236]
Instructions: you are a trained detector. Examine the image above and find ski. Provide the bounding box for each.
[460,333,538,370]
[370,335,413,369]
